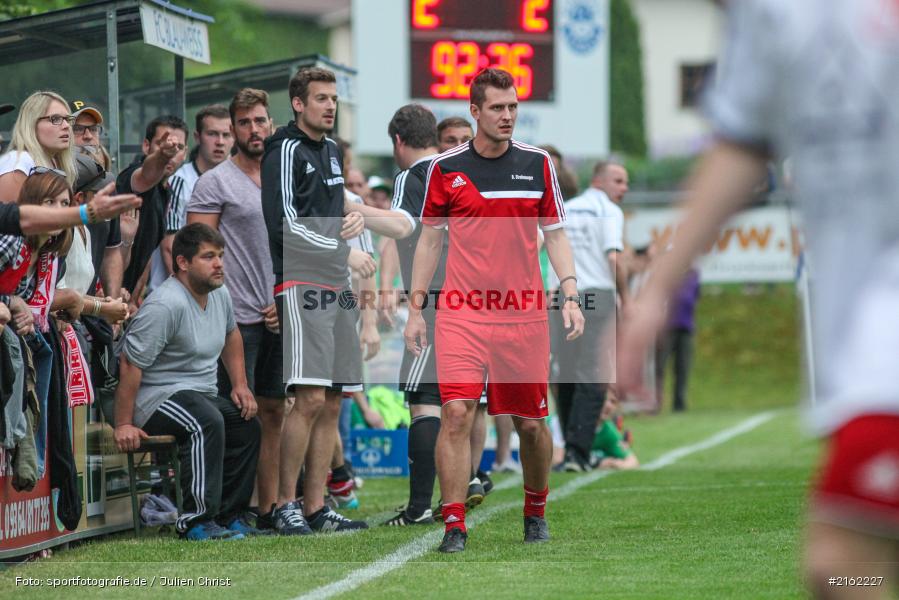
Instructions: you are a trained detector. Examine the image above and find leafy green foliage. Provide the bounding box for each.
[610,0,647,158]
[0,0,328,78]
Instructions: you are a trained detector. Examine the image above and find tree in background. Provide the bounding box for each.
[609,0,647,158]
[0,0,327,77]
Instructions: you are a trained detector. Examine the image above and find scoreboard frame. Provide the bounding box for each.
[352,0,609,157]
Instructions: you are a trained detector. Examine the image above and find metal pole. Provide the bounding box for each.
[105,6,120,169]
[174,55,185,119]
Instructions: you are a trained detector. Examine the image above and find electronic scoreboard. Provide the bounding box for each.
[353,0,608,156]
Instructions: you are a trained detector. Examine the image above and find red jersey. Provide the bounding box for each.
[420,140,565,323]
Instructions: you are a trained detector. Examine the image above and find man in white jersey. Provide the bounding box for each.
[149,105,233,291]
[618,1,899,596]
[549,161,628,473]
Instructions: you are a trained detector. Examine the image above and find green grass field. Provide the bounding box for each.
[0,286,818,598]
[0,409,819,599]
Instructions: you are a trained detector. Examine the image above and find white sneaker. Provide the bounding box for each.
[491,459,522,473]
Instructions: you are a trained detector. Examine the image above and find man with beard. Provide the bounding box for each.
[261,67,374,534]
[114,223,260,541]
[187,88,285,534]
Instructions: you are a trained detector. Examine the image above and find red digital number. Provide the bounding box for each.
[487,42,534,99]
[522,0,550,33]
[430,41,456,97]
[431,41,535,100]
[412,0,440,29]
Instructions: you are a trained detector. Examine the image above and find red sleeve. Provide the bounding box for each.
[420,161,449,228]
[539,155,565,230]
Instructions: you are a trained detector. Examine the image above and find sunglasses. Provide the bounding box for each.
[73,124,104,136]
[29,166,67,178]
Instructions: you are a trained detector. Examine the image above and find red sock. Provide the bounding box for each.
[442,502,466,533]
[524,485,548,518]
[328,478,353,495]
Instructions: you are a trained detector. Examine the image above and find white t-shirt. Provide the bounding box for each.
[547,187,623,291]
[0,151,36,180]
[707,0,899,435]
[148,161,202,291]
[58,227,95,295]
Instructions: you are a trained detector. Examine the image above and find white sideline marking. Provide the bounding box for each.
[294,411,776,600]
[641,411,776,471]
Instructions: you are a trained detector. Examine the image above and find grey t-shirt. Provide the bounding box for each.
[123,277,236,427]
[187,158,275,325]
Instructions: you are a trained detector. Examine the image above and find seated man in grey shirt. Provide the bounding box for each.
[114,223,263,541]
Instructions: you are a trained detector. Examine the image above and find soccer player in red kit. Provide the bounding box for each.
[404,68,585,553]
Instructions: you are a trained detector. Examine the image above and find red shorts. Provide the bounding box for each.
[811,414,899,537]
[434,318,549,419]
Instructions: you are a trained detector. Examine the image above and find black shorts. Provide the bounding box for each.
[217,322,284,399]
[276,284,362,393]
[399,320,438,393]
[405,383,442,407]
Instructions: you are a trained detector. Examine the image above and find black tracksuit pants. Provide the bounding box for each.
[143,389,260,532]
[552,288,616,461]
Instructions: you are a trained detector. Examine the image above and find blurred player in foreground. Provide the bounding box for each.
[617,2,899,597]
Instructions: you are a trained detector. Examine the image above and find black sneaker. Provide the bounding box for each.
[466,477,485,509]
[523,516,550,543]
[256,506,275,530]
[383,507,434,526]
[307,506,369,533]
[477,470,494,495]
[272,501,312,535]
[562,449,590,472]
[438,527,467,553]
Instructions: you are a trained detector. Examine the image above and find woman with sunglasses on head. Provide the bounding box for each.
[0,91,77,204]
[0,170,80,336]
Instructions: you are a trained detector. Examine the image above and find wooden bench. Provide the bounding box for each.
[126,435,183,535]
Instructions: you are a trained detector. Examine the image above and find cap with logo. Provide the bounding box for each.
[70,100,104,124]
[74,153,114,193]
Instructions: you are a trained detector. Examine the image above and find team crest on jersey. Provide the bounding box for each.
[451,175,466,189]
[562,0,603,55]
[330,156,342,175]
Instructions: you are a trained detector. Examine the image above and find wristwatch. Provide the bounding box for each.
[563,295,582,307]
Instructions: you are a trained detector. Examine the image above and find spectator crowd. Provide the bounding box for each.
[0,67,662,546]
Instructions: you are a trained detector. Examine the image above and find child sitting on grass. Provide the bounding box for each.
[590,389,639,470]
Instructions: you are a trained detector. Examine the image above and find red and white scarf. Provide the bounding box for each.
[62,327,94,407]
[27,252,58,333]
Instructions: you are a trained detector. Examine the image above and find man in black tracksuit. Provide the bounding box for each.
[260,67,375,534]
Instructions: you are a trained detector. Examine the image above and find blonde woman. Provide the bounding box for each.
[0,91,77,203]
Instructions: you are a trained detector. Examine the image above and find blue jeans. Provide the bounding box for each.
[26,331,53,478]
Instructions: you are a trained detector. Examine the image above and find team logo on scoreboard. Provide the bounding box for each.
[562,0,603,55]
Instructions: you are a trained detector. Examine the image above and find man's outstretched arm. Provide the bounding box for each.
[617,141,768,394]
